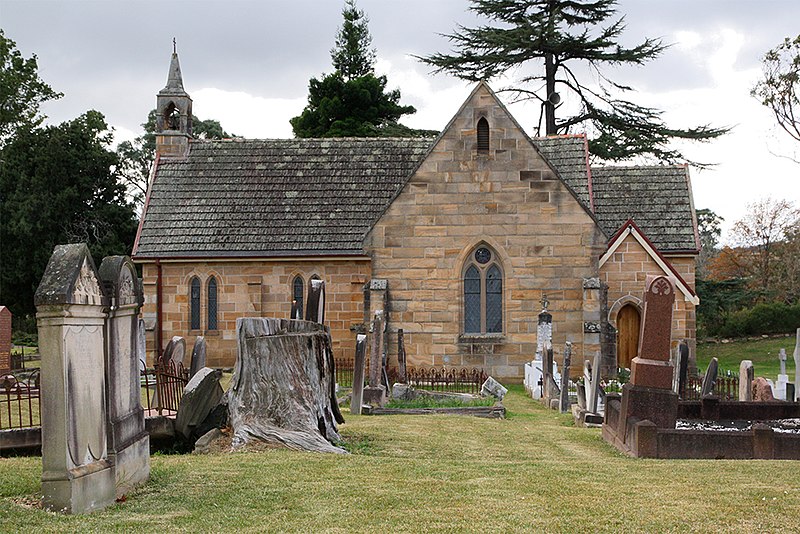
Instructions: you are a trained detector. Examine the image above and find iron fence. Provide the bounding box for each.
[140,360,190,415]
[1,370,40,430]
[681,375,739,401]
[406,366,488,395]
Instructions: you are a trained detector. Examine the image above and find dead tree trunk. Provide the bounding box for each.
[226,318,346,454]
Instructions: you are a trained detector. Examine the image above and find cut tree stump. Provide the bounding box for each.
[226,318,346,454]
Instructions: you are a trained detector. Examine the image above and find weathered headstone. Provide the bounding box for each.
[543,341,554,400]
[752,377,775,402]
[701,357,718,397]
[739,360,754,402]
[559,342,572,413]
[481,376,507,400]
[780,348,787,376]
[630,275,676,389]
[136,318,146,367]
[794,328,800,402]
[397,328,407,384]
[305,279,325,323]
[163,336,186,367]
[0,306,11,374]
[587,350,602,413]
[672,341,688,395]
[226,318,345,453]
[35,243,115,513]
[189,336,207,378]
[98,255,149,498]
[536,295,552,359]
[175,367,223,441]
[350,334,367,415]
[363,311,386,406]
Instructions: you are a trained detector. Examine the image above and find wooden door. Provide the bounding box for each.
[617,304,641,369]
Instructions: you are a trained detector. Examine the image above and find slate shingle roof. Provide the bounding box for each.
[134,136,699,258]
[532,136,592,208]
[591,165,699,252]
[134,138,432,257]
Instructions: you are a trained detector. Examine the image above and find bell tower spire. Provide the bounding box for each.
[155,40,192,158]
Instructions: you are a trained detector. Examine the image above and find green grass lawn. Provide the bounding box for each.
[2,385,799,532]
[697,335,798,378]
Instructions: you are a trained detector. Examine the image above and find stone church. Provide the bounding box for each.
[133,53,700,381]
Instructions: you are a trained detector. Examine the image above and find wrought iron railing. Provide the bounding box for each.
[140,360,190,415]
[406,366,488,395]
[681,375,739,401]
[1,370,41,430]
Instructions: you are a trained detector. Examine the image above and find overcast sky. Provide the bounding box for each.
[3,0,799,243]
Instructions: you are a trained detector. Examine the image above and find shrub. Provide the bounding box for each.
[716,302,800,338]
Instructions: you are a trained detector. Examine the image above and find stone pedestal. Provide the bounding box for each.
[35,244,115,514]
[362,385,387,407]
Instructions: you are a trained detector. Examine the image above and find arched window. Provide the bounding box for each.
[477,117,489,154]
[207,277,218,331]
[189,276,201,330]
[292,275,304,319]
[463,246,503,334]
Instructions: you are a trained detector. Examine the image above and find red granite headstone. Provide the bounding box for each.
[0,306,11,373]
[630,275,676,390]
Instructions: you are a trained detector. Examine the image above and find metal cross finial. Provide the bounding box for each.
[541,293,549,312]
[173,38,177,54]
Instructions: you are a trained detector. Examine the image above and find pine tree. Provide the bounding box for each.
[420,0,728,163]
[331,0,376,81]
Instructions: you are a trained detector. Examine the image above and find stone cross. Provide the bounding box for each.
[350,334,367,415]
[630,275,676,390]
[98,255,150,499]
[305,279,326,324]
[559,342,572,413]
[35,243,115,513]
[701,357,718,397]
[794,328,800,402]
[739,360,754,402]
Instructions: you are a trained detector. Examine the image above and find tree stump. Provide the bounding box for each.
[226,318,346,454]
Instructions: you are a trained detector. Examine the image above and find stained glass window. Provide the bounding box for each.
[190,277,201,330]
[207,277,218,330]
[464,265,481,333]
[463,246,503,335]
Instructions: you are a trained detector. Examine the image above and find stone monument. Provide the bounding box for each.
[362,311,387,406]
[774,348,790,401]
[98,255,150,498]
[350,334,367,415]
[739,360,754,402]
[35,244,115,513]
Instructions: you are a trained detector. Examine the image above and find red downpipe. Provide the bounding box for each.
[156,259,163,361]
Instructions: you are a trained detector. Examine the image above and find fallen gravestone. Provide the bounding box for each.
[226,318,346,453]
[175,367,223,441]
[480,376,507,400]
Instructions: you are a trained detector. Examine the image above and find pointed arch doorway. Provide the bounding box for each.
[617,304,641,369]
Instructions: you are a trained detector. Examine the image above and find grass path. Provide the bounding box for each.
[2,386,799,532]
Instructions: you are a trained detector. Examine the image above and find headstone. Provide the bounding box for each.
[363,311,386,406]
[175,367,223,441]
[35,243,115,513]
[630,275,676,389]
[543,342,554,400]
[701,357,718,397]
[136,318,146,367]
[794,328,800,402]
[536,294,552,359]
[189,336,207,378]
[739,360,754,402]
[98,255,149,498]
[559,342,572,413]
[0,306,11,374]
[576,381,586,409]
[305,279,325,323]
[397,328,407,384]
[587,350,602,413]
[350,334,367,415]
[752,377,775,402]
[163,336,186,367]
[775,348,790,400]
[481,376,507,400]
[672,341,688,396]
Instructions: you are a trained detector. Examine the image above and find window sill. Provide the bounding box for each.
[204,330,220,337]
[189,329,202,336]
[458,333,505,344]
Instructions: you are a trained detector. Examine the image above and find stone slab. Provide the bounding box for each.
[630,357,674,390]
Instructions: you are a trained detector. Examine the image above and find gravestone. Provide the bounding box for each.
[363,311,386,406]
[672,341,689,396]
[397,328,407,384]
[536,295,552,359]
[35,243,115,513]
[775,348,790,400]
[794,328,800,402]
[752,377,775,402]
[481,376,508,400]
[585,351,603,414]
[700,357,718,397]
[175,367,223,441]
[226,318,345,453]
[136,318,146,367]
[305,279,325,323]
[163,336,186,367]
[350,334,367,415]
[739,360,754,402]
[0,306,11,374]
[189,336,207,378]
[98,255,150,498]
[559,342,572,413]
[543,341,554,401]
